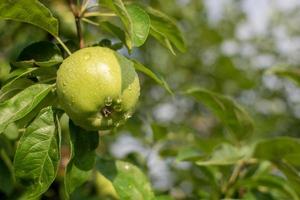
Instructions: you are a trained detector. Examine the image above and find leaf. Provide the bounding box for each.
[125,4,150,47]
[253,137,300,167]
[196,143,248,166]
[3,122,19,140]
[0,78,34,102]
[0,68,37,94]
[253,137,300,196]
[276,161,300,196]
[155,196,174,200]
[100,21,127,46]
[0,0,58,36]
[64,121,99,198]
[268,68,300,86]
[13,107,61,199]
[176,146,204,162]
[151,123,168,141]
[101,1,150,48]
[13,41,63,68]
[132,59,173,94]
[0,60,10,82]
[186,88,254,140]
[95,172,119,199]
[0,158,14,195]
[96,158,155,200]
[237,174,299,200]
[146,7,186,55]
[0,84,53,133]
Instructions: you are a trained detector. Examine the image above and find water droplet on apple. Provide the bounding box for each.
[116,98,122,104]
[84,53,91,60]
[105,96,113,106]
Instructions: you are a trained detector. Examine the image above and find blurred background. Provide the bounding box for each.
[1,0,300,199]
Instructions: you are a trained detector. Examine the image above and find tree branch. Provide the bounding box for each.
[69,0,84,48]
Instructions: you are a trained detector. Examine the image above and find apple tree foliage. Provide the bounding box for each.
[0,0,300,199]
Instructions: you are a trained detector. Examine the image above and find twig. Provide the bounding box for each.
[222,160,245,198]
[82,18,100,26]
[69,0,84,48]
[55,36,72,56]
[84,12,116,18]
[75,16,84,48]
[80,0,90,14]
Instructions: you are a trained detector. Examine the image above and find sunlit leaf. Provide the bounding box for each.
[0,0,58,36]
[125,4,150,47]
[14,107,61,199]
[96,158,155,200]
[0,79,34,103]
[0,84,54,133]
[0,68,37,94]
[101,1,150,48]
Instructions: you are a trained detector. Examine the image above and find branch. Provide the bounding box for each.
[75,16,84,48]
[69,0,84,48]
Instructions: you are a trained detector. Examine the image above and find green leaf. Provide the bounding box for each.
[196,143,248,166]
[13,107,61,199]
[3,122,19,140]
[267,68,300,87]
[101,1,150,48]
[155,196,174,200]
[0,60,10,83]
[0,157,14,195]
[146,7,186,55]
[253,137,300,196]
[237,174,299,200]
[0,78,34,102]
[100,21,127,46]
[150,123,168,141]
[96,158,155,200]
[276,161,300,196]
[253,137,300,167]
[186,88,254,140]
[13,41,63,68]
[0,0,58,36]
[64,121,99,198]
[176,146,204,162]
[1,68,37,94]
[0,84,53,133]
[125,4,150,47]
[94,172,119,199]
[132,59,173,94]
